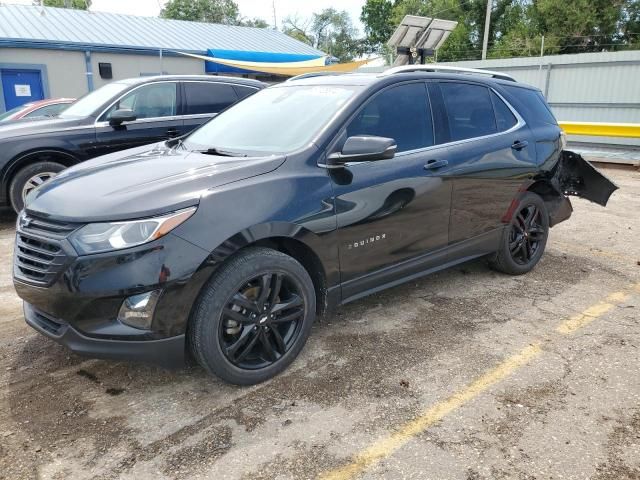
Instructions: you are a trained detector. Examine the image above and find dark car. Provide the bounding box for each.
[13,66,616,385]
[0,75,264,211]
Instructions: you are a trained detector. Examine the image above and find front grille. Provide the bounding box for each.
[19,214,78,237]
[14,213,80,286]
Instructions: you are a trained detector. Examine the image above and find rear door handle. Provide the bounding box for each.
[511,140,529,151]
[167,127,180,137]
[424,159,449,170]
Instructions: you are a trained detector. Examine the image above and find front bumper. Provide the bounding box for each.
[14,227,216,368]
[24,303,186,368]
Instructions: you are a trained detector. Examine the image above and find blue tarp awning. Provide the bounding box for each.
[205,49,325,74]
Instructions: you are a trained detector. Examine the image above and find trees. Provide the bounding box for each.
[160,0,241,25]
[160,0,269,27]
[243,18,270,28]
[361,0,640,61]
[39,0,91,8]
[361,0,396,49]
[283,8,363,62]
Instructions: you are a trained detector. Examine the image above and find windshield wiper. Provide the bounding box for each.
[200,147,248,157]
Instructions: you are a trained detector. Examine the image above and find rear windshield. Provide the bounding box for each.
[502,85,557,127]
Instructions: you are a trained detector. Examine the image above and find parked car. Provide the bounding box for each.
[0,75,265,211]
[0,98,76,123]
[13,66,616,385]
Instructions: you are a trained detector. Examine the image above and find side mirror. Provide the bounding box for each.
[327,136,397,167]
[109,109,137,126]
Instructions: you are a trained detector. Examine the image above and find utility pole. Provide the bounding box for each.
[272,0,277,30]
[481,0,492,60]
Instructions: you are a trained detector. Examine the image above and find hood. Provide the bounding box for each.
[26,144,285,222]
[0,116,87,140]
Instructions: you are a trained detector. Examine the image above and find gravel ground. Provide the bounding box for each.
[0,166,638,480]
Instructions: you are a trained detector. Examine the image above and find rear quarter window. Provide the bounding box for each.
[490,91,517,132]
[502,85,557,127]
[233,85,259,100]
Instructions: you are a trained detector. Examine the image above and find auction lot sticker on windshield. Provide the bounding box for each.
[15,85,32,97]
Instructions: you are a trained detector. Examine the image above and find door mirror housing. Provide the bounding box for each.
[109,109,137,126]
[327,136,397,167]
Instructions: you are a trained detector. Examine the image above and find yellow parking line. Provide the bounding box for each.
[320,343,542,480]
[556,289,633,335]
[319,284,638,480]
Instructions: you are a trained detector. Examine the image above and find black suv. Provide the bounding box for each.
[0,75,264,211]
[13,66,615,385]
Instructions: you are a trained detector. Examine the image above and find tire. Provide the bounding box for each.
[490,192,549,275]
[188,247,316,385]
[9,161,66,212]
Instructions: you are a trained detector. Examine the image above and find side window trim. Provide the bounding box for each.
[426,81,449,145]
[435,79,526,146]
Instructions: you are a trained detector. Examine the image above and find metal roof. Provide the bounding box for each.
[0,4,325,56]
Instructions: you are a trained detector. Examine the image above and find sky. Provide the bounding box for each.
[6,0,366,32]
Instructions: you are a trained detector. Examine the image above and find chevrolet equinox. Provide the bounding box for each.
[13,66,616,385]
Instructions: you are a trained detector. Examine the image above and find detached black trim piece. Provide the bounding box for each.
[24,303,186,368]
[554,150,619,207]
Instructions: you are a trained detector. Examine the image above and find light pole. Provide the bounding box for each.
[481,0,492,60]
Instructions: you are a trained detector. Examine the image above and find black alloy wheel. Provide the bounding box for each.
[189,247,315,385]
[220,273,305,369]
[509,204,546,265]
[490,192,549,275]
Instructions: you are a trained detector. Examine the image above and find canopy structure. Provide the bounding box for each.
[178,51,374,77]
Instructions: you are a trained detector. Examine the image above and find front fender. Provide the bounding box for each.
[171,164,340,289]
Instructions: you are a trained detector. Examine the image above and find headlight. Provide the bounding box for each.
[69,207,196,254]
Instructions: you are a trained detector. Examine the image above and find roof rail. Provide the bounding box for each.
[379,65,516,82]
[285,72,345,82]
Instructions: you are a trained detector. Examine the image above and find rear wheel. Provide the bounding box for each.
[9,161,66,212]
[490,192,549,275]
[188,247,316,385]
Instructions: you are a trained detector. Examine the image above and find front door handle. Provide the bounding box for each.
[511,140,529,151]
[424,159,449,170]
[167,127,180,137]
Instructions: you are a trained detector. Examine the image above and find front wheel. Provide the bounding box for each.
[490,192,549,275]
[188,247,316,385]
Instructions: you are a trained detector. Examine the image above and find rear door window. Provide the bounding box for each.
[184,82,239,115]
[440,82,497,141]
[346,82,434,152]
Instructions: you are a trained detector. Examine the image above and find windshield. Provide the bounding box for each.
[58,83,130,118]
[184,85,359,154]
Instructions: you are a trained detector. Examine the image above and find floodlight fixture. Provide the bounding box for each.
[387,15,458,65]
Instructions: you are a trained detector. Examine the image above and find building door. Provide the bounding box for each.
[1,69,45,110]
